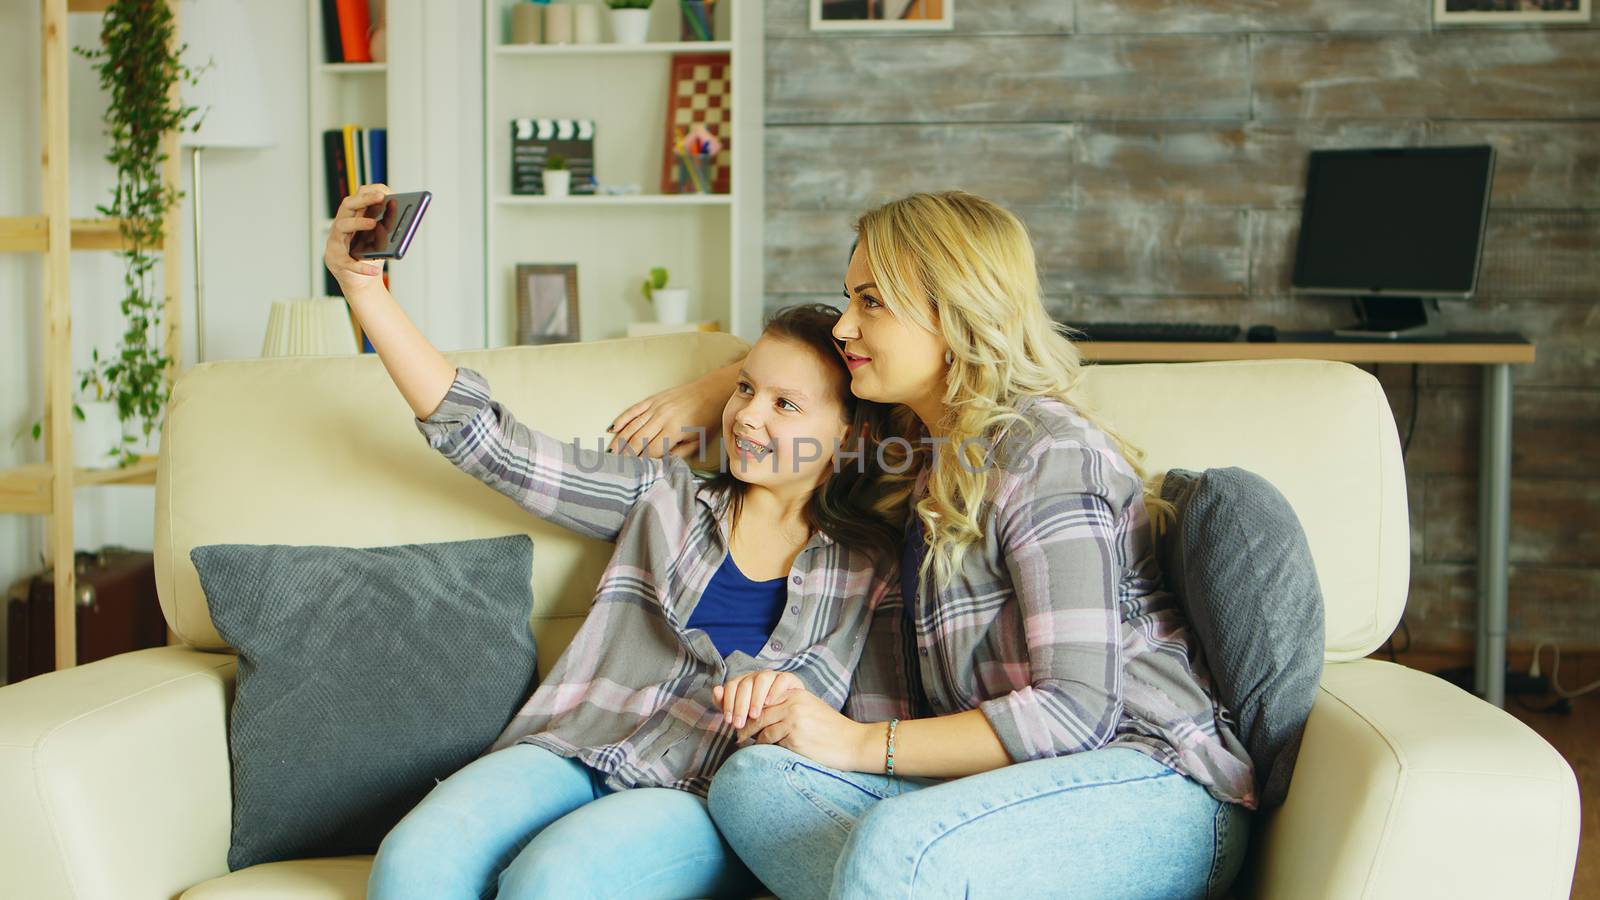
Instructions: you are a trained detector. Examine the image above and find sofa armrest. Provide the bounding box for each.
[1243,659,1579,899]
[0,646,238,900]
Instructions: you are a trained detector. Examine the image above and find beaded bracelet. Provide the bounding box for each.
[885,718,899,777]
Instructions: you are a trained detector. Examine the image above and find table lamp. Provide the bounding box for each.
[261,298,360,357]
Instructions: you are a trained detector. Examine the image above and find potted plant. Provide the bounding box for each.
[542,154,571,197]
[18,0,201,468]
[606,0,652,44]
[641,266,690,324]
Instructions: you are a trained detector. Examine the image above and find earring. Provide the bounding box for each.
[944,349,954,365]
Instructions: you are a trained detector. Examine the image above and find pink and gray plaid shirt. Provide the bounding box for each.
[844,394,1259,810]
[415,366,897,797]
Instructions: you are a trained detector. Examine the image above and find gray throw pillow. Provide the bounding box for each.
[190,534,538,870]
[1158,467,1324,809]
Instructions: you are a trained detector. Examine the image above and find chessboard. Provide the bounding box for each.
[660,53,732,195]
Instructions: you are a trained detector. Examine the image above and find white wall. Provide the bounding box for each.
[0,1,483,681]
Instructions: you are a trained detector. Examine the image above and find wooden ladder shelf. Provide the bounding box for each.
[0,0,183,670]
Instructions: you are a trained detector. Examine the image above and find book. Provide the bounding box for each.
[322,129,350,217]
[369,128,387,185]
[319,0,343,63]
[355,127,368,186]
[334,0,372,63]
[341,125,359,195]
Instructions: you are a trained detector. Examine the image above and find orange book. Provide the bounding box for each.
[335,0,371,63]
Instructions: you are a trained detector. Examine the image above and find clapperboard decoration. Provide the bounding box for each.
[511,118,596,195]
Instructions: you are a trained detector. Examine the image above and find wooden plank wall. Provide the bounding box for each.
[761,1,1600,654]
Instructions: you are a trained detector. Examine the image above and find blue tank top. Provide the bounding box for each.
[687,553,789,658]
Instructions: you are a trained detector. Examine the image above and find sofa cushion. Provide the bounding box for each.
[189,535,538,871]
[1158,467,1325,809]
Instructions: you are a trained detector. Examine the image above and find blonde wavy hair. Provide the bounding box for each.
[853,190,1176,587]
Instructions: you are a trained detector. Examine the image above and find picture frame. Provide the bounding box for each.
[1435,0,1590,24]
[809,0,953,31]
[514,263,580,345]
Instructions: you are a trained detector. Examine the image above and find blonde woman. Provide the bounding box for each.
[611,191,1257,899]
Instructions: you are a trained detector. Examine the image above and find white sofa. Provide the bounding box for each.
[0,331,1580,899]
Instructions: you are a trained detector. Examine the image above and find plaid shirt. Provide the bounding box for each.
[415,366,896,797]
[845,394,1259,810]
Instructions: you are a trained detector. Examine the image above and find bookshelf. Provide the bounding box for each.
[307,0,401,350]
[482,0,764,347]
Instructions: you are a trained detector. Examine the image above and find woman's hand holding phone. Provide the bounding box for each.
[324,183,390,294]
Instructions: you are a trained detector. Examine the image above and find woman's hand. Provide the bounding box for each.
[607,361,739,459]
[323,183,390,294]
[713,669,805,730]
[735,683,881,773]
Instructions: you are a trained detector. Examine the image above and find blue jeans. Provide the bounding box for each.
[368,743,762,900]
[707,744,1250,900]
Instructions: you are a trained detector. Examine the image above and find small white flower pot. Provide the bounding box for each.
[610,8,649,44]
[652,287,690,324]
[543,169,571,197]
[73,399,122,469]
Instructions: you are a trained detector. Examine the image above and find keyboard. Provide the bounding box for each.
[1058,321,1242,343]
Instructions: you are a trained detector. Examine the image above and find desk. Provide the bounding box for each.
[1076,334,1536,708]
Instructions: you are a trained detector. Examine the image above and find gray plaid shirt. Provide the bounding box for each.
[415,366,898,796]
[845,395,1258,809]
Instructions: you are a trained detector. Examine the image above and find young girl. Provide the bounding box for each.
[325,184,901,899]
[613,190,1259,900]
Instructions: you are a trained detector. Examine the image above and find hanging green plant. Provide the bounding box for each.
[19,0,204,468]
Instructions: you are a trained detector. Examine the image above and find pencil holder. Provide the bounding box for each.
[677,155,712,193]
[680,0,713,40]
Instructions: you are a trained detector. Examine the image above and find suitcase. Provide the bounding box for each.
[5,545,166,684]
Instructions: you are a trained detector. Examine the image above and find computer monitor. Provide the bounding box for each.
[1291,145,1495,338]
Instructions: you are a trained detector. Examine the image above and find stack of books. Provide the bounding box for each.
[322,126,387,218]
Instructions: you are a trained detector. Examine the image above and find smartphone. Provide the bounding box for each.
[350,190,431,260]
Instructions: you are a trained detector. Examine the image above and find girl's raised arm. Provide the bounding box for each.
[327,184,673,543]
[325,183,457,422]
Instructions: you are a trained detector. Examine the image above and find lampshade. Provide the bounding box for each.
[179,0,275,149]
[261,298,360,357]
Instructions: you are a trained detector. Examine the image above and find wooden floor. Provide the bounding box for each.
[1394,650,1597,899]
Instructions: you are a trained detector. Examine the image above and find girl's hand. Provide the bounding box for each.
[713,669,804,730]
[323,183,390,293]
[737,686,880,773]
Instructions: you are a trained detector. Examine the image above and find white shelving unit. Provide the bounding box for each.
[308,3,431,310]
[494,39,733,56]
[482,0,764,347]
[307,1,393,307]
